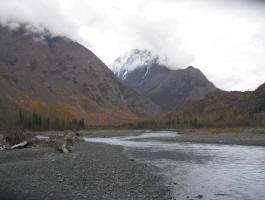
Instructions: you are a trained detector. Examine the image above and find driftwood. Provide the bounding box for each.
[61,142,70,154]
[10,141,28,149]
[61,134,75,154]
[45,134,84,154]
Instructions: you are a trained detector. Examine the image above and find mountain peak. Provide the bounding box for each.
[111,50,217,112]
[110,49,159,80]
[187,66,195,70]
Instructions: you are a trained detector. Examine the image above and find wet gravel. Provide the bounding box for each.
[0,142,172,200]
[171,132,265,146]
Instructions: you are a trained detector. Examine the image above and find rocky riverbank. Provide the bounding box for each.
[0,141,172,200]
[171,131,265,146]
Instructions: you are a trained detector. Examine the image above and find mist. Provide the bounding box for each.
[0,0,265,91]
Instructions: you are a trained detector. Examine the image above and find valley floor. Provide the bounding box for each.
[1,129,265,200]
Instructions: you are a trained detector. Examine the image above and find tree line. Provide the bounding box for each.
[0,97,86,132]
[18,108,85,130]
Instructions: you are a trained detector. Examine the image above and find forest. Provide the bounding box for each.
[128,84,265,130]
[0,96,85,134]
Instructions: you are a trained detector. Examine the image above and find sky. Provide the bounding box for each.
[0,0,265,91]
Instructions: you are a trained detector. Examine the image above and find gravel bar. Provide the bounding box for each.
[171,132,265,146]
[0,142,172,200]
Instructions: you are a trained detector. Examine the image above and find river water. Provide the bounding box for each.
[84,131,265,200]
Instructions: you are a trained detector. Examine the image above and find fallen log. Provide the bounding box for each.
[61,142,69,154]
[10,141,28,149]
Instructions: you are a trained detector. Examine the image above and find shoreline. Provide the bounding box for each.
[28,128,265,146]
[171,131,265,147]
[81,130,265,147]
[1,130,265,199]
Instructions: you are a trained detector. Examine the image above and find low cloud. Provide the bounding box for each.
[0,0,264,91]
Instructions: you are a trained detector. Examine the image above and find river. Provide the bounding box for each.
[84,131,265,200]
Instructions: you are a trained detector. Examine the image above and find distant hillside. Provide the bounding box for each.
[111,49,217,113]
[0,25,161,127]
[161,83,265,128]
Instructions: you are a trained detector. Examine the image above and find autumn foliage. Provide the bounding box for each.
[120,83,265,130]
[0,96,85,131]
[159,83,265,129]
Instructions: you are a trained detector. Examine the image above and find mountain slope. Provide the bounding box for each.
[161,83,265,128]
[0,25,161,125]
[111,50,217,113]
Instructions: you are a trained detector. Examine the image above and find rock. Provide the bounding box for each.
[75,133,80,137]
[196,194,203,199]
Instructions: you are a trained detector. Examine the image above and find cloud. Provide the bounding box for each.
[0,0,264,91]
[0,0,91,47]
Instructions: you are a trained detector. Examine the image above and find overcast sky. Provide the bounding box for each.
[0,0,265,91]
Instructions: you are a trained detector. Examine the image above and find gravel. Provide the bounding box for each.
[0,142,172,200]
[171,132,265,146]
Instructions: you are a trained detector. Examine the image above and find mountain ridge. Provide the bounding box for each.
[0,25,161,125]
[110,50,217,113]
[160,82,265,128]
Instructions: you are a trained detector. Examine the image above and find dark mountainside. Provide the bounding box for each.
[116,63,217,113]
[0,25,161,126]
[160,82,265,128]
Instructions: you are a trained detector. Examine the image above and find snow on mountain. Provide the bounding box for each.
[110,49,159,80]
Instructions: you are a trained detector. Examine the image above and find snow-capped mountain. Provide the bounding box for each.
[110,49,217,113]
[110,49,159,80]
